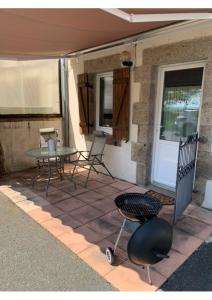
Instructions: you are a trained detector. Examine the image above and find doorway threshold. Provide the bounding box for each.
[147,184,176,198]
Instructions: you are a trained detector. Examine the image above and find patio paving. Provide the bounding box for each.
[1,164,212,291]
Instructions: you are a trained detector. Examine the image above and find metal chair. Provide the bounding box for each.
[71,131,114,187]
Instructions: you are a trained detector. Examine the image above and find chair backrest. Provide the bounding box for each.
[39,128,60,148]
[88,131,107,160]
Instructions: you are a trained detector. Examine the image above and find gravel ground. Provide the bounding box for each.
[161,241,212,291]
[0,192,115,291]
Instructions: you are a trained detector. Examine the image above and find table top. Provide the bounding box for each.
[26,146,78,159]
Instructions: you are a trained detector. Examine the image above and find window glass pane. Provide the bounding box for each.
[99,75,113,127]
[160,86,201,142]
[0,59,60,115]
[160,68,203,142]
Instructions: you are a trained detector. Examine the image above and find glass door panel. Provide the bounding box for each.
[152,66,204,190]
[160,86,201,142]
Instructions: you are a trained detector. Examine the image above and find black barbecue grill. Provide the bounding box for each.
[105,192,172,285]
[115,193,162,222]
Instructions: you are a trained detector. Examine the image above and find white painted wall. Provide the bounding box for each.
[68,46,138,183]
[68,20,212,184]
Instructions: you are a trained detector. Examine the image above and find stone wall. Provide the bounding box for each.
[74,36,212,201]
[84,54,121,74]
[0,118,63,174]
[131,65,157,184]
[132,36,212,202]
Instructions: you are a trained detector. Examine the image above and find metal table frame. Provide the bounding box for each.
[26,147,78,196]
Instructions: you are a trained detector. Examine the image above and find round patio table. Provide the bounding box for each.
[26,147,78,196]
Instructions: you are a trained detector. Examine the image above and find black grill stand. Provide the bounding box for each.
[105,218,126,265]
[113,218,127,255]
[106,217,153,284]
[105,193,167,285]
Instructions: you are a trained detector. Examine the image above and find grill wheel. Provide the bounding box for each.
[105,247,115,265]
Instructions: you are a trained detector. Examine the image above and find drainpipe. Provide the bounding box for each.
[59,58,70,147]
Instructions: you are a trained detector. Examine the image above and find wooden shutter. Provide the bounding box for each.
[77,73,94,134]
[113,68,130,141]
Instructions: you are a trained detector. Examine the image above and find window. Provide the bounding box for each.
[77,68,130,140]
[96,72,113,134]
[160,67,203,142]
[0,59,61,116]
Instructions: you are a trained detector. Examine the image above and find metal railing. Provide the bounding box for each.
[173,133,198,224]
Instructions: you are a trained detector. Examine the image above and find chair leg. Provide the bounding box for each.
[101,162,114,179]
[84,165,92,187]
[71,164,77,178]
[91,165,99,174]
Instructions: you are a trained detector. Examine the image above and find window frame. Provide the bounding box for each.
[96,72,113,135]
[0,59,62,119]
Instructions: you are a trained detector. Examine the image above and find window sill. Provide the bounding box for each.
[84,129,121,147]
[96,126,112,135]
[96,130,121,147]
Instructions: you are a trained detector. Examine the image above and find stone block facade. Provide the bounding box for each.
[131,64,157,185]
[133,36,212,203]
[84,54,121,74]
[142,37,212,66]
[81,37,212,203]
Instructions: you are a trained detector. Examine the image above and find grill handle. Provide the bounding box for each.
[152,251,169,259]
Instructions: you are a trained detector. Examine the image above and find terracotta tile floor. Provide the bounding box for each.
[1,164,212,291]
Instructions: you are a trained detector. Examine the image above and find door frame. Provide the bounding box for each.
[151,61,206,191]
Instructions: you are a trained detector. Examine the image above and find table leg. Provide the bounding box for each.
[31,154,77,196]
[61,156,76,189]
[55,157,63,181]
[32,160,45,188]
[45,158,52,197]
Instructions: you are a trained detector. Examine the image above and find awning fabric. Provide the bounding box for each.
[0,8,211,59]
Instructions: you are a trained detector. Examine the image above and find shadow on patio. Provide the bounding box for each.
[1,164,212,291]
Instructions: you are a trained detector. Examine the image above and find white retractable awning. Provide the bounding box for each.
[0,8,211,59]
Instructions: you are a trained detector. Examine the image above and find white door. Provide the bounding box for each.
[152,63,204,190]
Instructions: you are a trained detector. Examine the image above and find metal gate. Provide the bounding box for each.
[173,133,199,224]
